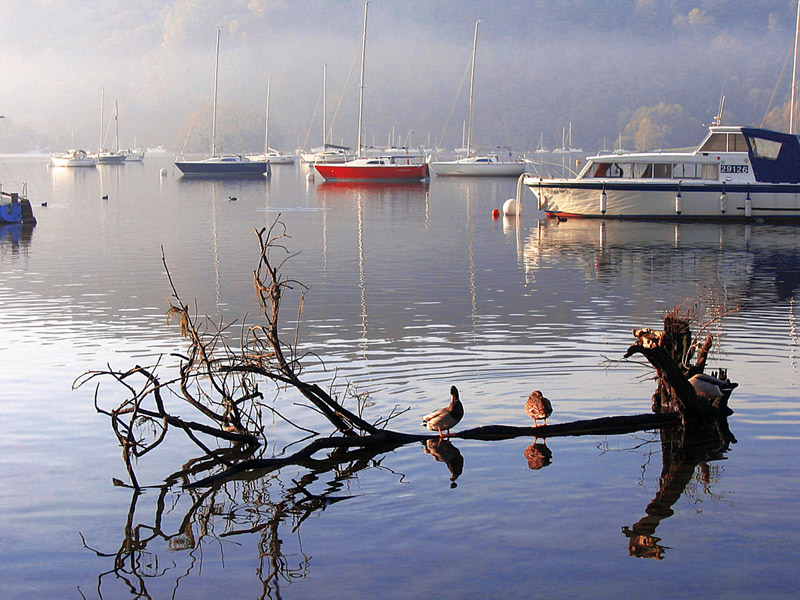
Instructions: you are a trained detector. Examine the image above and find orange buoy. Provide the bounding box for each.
[492,209,501,219]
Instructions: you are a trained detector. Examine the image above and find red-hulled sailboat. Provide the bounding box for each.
[314,1,429,183]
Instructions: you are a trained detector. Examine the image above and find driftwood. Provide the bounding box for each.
[77,217,737,491]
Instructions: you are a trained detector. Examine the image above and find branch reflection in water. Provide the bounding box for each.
[80,443,396,599]
[622,417,736,560]
[80,414,735,598]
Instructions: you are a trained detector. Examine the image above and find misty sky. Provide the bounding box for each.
[1,0,799,153]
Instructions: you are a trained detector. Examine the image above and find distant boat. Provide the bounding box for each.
[247,77,295,165]
[122,147,145,162]
[175,31,269,177]
[314,2,429,182]
[90,92,126,164]
[147,146,168,154]
[535,133,549,154]
[50,149,98,168]
[430,21,524,178]
[301,144,355,164]
[300,64,356,164]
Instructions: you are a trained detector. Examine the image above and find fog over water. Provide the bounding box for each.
[1,0,799,154]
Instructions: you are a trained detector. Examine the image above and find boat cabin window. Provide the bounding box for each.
[654,163,672,178]
[674,163,718,179]
[595,162,630,177]
[698,132,747,152]
[749,137,782,160]
[633,163,652,178]
[701,164,719,179]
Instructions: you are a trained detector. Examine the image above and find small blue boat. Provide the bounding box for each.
[0,191,36,225]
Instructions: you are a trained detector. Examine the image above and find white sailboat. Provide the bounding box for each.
[247,77,295,165]
[300,64,356,164]
[430,20,524,177]
[92,90,126,164]
[175,31,269,177]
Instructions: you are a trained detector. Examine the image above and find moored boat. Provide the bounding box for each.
[122,147,145,162]
[176,154,271,177]
[524,124,800,221]
[315,155,428,181]
[246,78,295,165]
[430,20,524,178]
[314,2,429,182]
[0,188,36,225]
[175,31,269,178]
[432,153,524,177]
[50,149,98,168]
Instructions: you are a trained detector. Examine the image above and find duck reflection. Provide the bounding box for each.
[523,442,552,470]
[423,438,464,488]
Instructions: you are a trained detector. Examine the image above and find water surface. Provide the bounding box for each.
[1,155,799,598]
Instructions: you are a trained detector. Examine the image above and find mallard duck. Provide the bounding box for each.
[689,373,738,400]
[525,390,552,427]
[422,386,463,439]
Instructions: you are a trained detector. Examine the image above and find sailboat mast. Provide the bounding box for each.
[466,19,480,157]
[792,0,800,134]
[265,77,271,154]
[356,1,369,159]
[114,99,119,153]
[99,87,104,151]
[323,64,328,146]
[211,29,220,157]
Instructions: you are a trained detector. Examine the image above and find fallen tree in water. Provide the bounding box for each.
[75,217,738,490]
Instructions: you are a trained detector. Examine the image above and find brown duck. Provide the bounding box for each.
[525,390,552,427]
[422,386,464,439]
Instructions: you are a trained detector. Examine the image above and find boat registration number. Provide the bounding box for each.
[720,165,748,173]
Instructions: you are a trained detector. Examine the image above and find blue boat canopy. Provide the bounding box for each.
[741,127,800,183]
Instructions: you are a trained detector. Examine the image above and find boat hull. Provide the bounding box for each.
[526,177,800,221]
[0,195,36,225]
[314,163,429,181]
[247,153,295,164]
[432,161,525,177]
[175,160,269,177]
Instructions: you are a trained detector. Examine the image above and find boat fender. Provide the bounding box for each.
[720,184,727,214]
[745,189,752,218]
[600,183,607,215]
[675,182,682,215]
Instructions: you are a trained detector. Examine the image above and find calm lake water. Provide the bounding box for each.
[1,155,799,598]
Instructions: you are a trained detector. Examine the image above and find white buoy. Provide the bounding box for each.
[675,191,682,215]
[503,173,525,216]
[503,196,522,216]
[600,187,607,214]
[745,191,752,217]
[160,168,167,177]
[719,190,727,214]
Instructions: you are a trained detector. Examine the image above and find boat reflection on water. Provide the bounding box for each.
[316,179,430,195]
[0,222,34,258]
[520,219,800,305]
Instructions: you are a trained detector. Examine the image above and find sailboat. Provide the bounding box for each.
[175,30,269,177]
[430,20,524,177]
[92,90,126,164]
[247,77,295,165]
[314,1,429,182]
[300,64,356,164]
